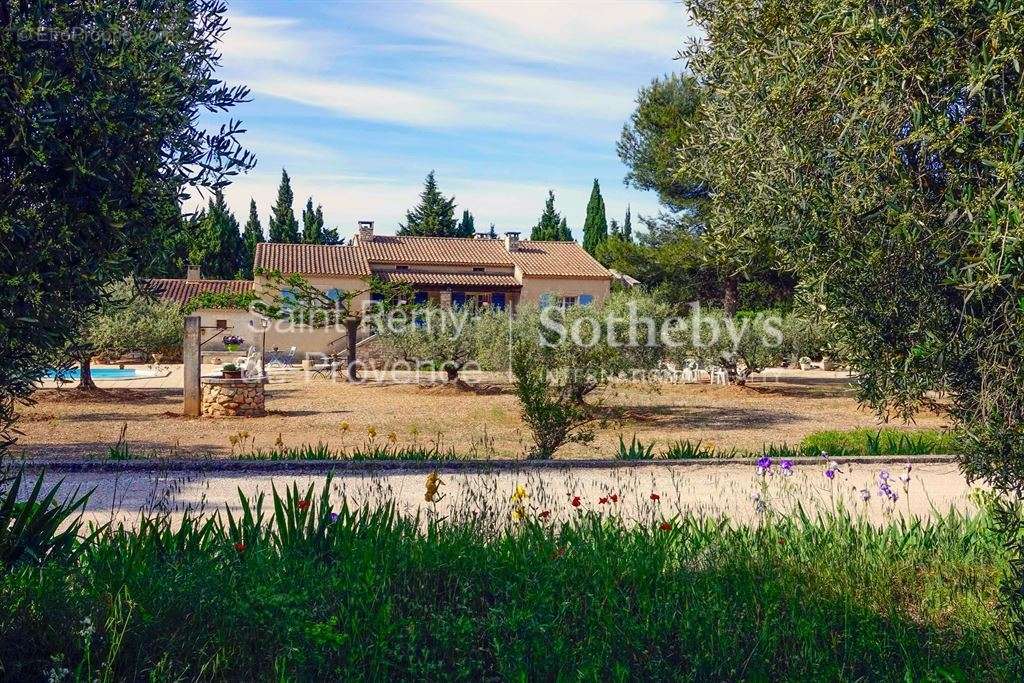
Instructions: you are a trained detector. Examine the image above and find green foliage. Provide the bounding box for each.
[301,197,326,244]
[530,191,572,241]
[615,435,655,461]
[0,484,1015,678]
[582,178,608,255]
[663,440,720,460]
[86,281,184,359]
[184,290,259,314]
[241,199,264,279]
[511,342,596,460]
[0,466,99,571]
[802,429,955,457]
[186,189,247,279]
[458,209,475,238]
[0,0,253,449]
[237,442,458,461]
[398,171,460,237]
[268,169,300,243]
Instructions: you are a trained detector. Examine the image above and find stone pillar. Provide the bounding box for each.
[183,316,201,417]
[439,289,452,308]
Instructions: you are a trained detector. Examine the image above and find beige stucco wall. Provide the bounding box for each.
[518,276,612,307]
[252,273,373,311]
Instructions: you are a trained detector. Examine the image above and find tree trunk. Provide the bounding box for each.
[723,275,739,317]
[344,318,360,382]
[444,364,459,382]
[78,354,96,390]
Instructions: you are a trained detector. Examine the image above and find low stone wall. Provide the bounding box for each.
[201,378,266,417]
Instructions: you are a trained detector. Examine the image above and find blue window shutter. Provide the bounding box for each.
[370,292,383,302]
[579,294,594,306]
[414,291,429,304]
[491,292,506,310]
[452,291,466,307]
[326,288,342,302]
[539,293,551,308]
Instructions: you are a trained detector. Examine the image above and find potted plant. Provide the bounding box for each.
[222,363,242,379]
[799,356,813,370]
[223,335,244,352]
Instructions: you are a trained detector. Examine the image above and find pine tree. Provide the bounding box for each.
[268,168,300,243]
[457,209,475,237]
[531,190,563,240]
[623,204,633,242]
[302,197,326,243]
[582,178,608,254]
[241,198,264,278]
[488,222,497,238]
[398,171,459,236]
[610,219,621,237]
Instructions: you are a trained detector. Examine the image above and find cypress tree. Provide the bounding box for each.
[531,190,563,240]
[623,204,633,242]
[268,168,300,243]
[241,198,264,278]
[398,171,459,236]
[582,178,608,254]
[188,190,245,279]
[610,219,621,237]
[488,222,497,238]
[457,209,475,237]
[302,197,326,243]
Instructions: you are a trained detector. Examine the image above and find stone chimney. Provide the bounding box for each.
[186,264,201,281]
[503,231,520,252]
[357,220,374,242]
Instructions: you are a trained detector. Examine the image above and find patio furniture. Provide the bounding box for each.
[266,346,296,368]
[710,366,729,385]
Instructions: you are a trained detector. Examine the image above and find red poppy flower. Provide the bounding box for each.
[650,493,660,502]
[539,510,551,519]
[659,522,672,531]
[297,499,311,511]
[778,538,786,545]
[599,496,609,504]
[610,494,619,503]
[234,542,246,553]
[571,496,581,507]
[552,547,566,559]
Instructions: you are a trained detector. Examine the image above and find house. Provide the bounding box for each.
[253,221,613,313]
[152,222,613,355]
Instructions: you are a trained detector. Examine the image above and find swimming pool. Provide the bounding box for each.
[46,368,154,381]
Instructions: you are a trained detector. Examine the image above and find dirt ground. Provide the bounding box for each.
[13,368,948,459]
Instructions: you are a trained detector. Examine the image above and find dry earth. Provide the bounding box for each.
[13,366,948,460]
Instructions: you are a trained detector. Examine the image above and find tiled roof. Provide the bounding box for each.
[377,271,521,288]
[254,242,370,276]
[148,278,253,305]
[357,235,514,266]
[250,236,612,280]
[508,240,612,279]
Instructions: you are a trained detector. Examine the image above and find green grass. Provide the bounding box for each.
[0,480,1015,680]
[802,428,955,456]
[236,441,459,461]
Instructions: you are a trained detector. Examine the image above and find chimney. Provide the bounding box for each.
[357,220,374,242]
[503,231,520,252]
[186,264,201,281]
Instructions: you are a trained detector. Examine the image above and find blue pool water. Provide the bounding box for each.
[46,368,140,381]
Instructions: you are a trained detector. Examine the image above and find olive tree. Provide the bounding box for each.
[0,0,254,447]
[679,0,1024,629]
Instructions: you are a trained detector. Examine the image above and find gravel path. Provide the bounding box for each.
[27,460,979,528]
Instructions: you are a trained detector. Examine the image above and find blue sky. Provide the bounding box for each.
[206,0,698,240]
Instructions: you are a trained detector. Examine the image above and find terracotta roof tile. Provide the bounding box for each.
[254,242,370,276]
[148,278,253,306]
[510,241,612,279]
[377,271,521,288]
[357,235,513,266]
[249,236,611,281]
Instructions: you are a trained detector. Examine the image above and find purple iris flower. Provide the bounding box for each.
[328,512,339,523]
[824,468,836,480]
[756,456,771,475]
[780,459,794,476]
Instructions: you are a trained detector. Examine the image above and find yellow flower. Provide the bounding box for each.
[511,484,529,502]
[340,421,350,433]
[424,471,444,502]
[511,506,525,522]
[367,426,378,439]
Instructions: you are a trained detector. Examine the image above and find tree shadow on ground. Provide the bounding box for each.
[596,403,799,430]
